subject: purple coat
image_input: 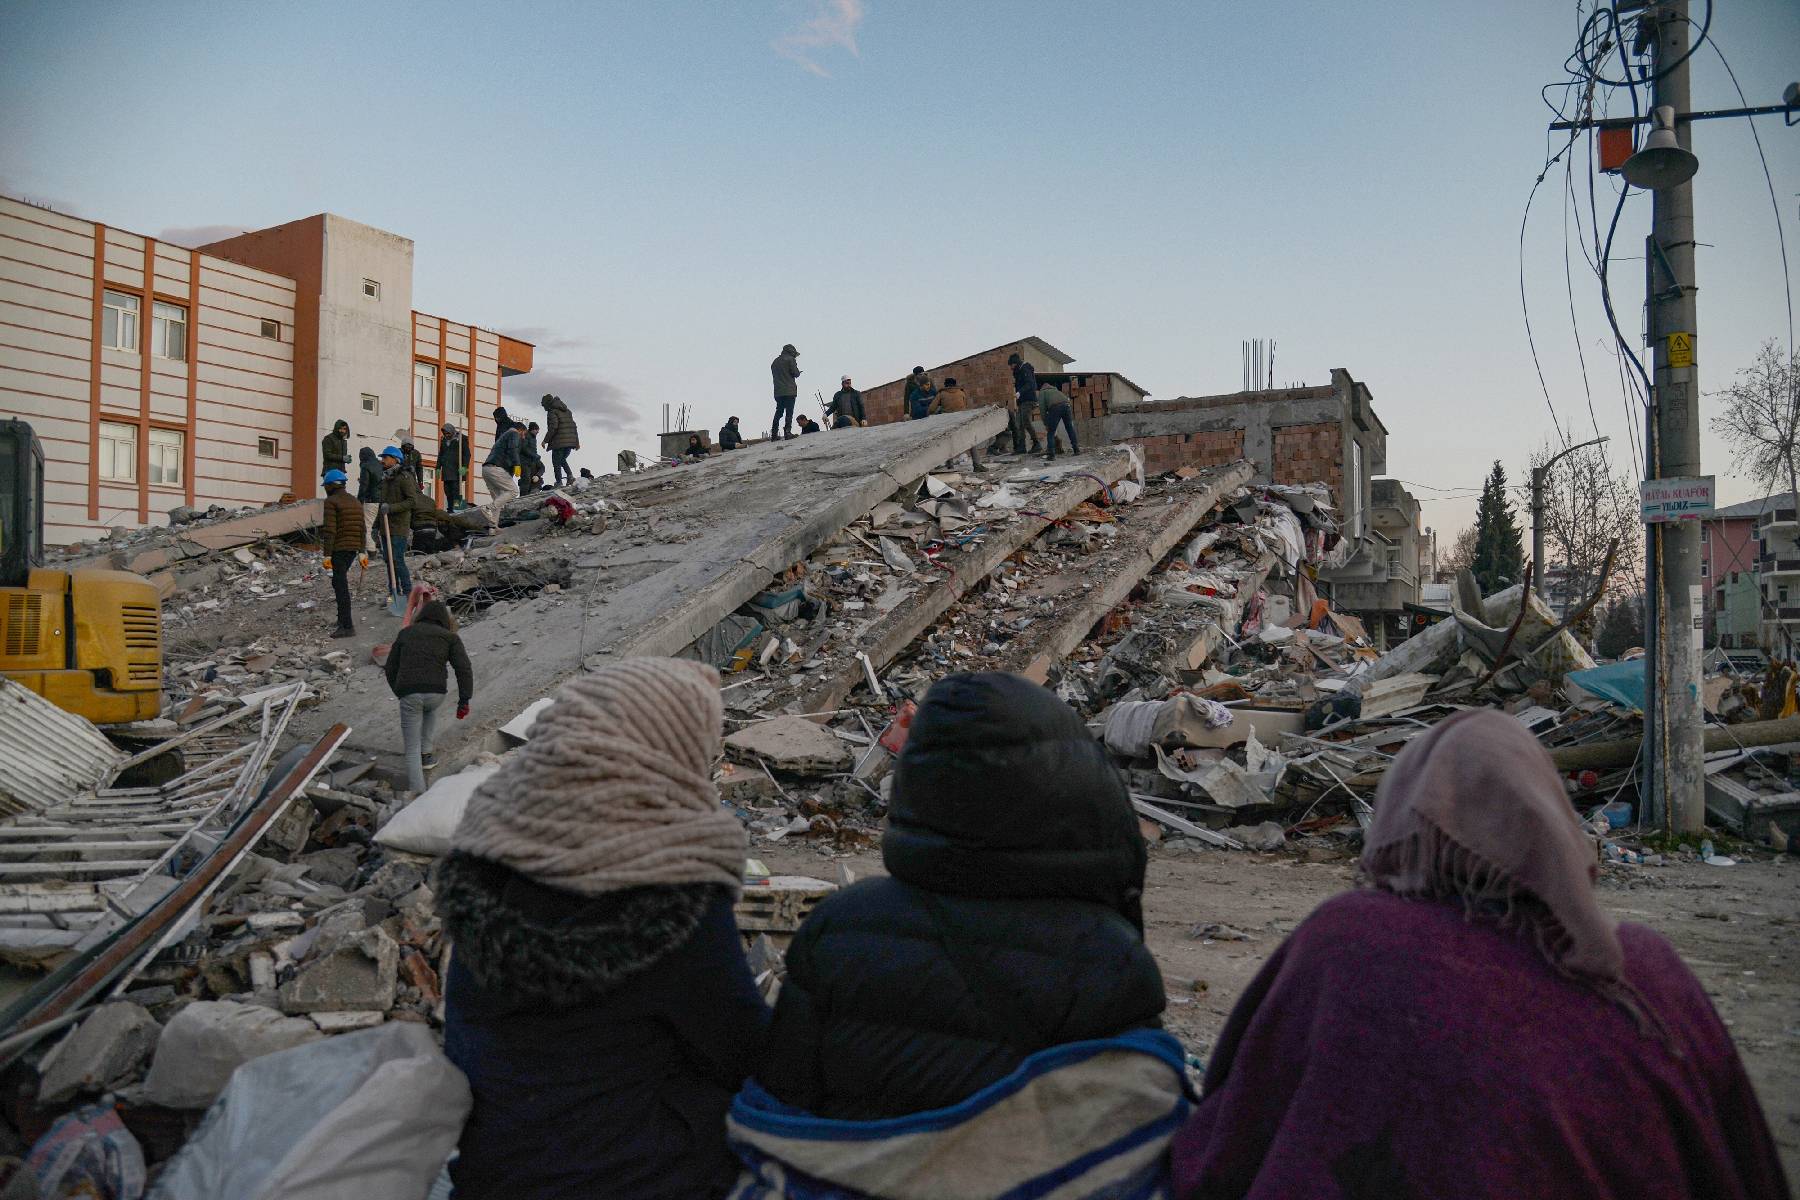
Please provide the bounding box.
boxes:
[1171,889,1788,1200]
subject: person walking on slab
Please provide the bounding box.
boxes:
[383,599,472,794]
[482,421,523,513]
[771,343,801,441]
[440,659,769,1200]
[320,468,364,638]
[541,393,580,487]
[1039,380,1079,461]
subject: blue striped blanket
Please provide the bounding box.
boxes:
[727,1030,1195,1200]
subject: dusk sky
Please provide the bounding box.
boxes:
[2,0,1795,541]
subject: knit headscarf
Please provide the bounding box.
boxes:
[452,658,746,897]
[1362,708,1623,988]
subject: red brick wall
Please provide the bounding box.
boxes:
[863,348,1018,425]
[1123,429,1246,476]
[1272,422,1343,500]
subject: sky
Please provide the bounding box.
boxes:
[2,0,1796,546]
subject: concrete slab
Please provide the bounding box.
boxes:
[294,408,1007,773]
[726,715,854,774]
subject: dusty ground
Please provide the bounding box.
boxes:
[760,840,1800,1182]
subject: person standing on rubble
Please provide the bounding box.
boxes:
[356,445,384,545]
[540,393,580,488]
[719,416,744,451]
[771,343,801,441]
[904,366,938,420]
[439,658,769,1200]
[439,423,470,512]
[377,445,421,603]
[1038,380,1079,461]
[319,468,364,638]
[731,672,1180,1196]
[382,598,471,794]
[936,377,985,472]
[1169,709,1789,1200]
[521,421,545,496]
[1007,352,1043,455]
[827,376,864,428]
[482,420,522,512]
[320,418,351,480]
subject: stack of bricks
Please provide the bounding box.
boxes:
[1039,373,1114,452]
[861,348,1020,426]
[1123,429,1245,477]
[1271,422,1343,503]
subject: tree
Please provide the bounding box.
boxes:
[1595,593,1646,659]
[1471,460,1524,596]
[1441,526,1480,577]
[1524,440,1642,612]
[1711,340,1800,498]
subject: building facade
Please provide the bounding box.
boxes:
[1756,497,1800,653]
[0,195,532,545]
[1703,495,1780,652]
[1324,478,1423,647]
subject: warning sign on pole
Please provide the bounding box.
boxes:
[1667,331,1694,368]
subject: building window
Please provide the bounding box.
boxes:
[257,437,279,458]
[148,428,183,485]
[446,368,467,415]
[101,290,139,351]
[414,362,437,410]
[360,393,379,414]
[361,278,380,300]
[152,301,187,361]
[1701,560,1709,578]
[260,318,281,340]
[98,421,136,482]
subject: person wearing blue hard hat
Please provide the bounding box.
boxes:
[320,467,365,637]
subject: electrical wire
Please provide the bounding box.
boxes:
[1521,143,1578,449]
[1562,143,1604,442]
[1707,36,1796,370]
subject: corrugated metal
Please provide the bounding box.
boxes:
[0,678,125,817]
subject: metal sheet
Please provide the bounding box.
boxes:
[0,679,125,818]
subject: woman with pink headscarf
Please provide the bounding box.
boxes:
[1171,709,1787,1200]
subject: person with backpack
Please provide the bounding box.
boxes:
[382,599,472,794]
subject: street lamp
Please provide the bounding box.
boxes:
[1531,436,1610,602]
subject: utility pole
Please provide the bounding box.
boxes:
[1646,0,1704,833]
[1530,435,1608,605]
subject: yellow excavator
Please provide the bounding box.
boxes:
[0,418,162,723]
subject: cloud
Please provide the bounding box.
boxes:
[502,325,597,354]
[504,368,639,435]
[773,0,864,77]
[158,224,250,248]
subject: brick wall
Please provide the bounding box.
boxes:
[863,348,1018,425]
[1272,422,1343,500]
[1122,429,1246,476]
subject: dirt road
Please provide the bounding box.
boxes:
[760,841,1800,1181]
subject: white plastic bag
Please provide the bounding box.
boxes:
[149,1022,470,1200]
[374,762,500,856]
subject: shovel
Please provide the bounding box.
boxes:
[378,509,407,617]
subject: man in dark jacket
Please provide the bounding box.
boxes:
[540,394,580,488]
[1039,380,1080,462]
[319,468,364,638]
[383,599,472,793]
[378,445,423,602]
[771,343,801,441]
[718,416,744,451]
[521,423,545,496]
[320,419,351,480]
[751,672,1165,1121]
[493,404,512,440]
[356,445,384,546]
[1007,352,1042,455]
[482,422,522,511]
[827,377,865,428]
[904,366,938,420]
[439,424,470,511]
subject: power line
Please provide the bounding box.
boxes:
[1706,36,1795,370]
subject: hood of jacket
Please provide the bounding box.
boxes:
[436,853,719,1008]
[357,446,378,464]
[884,672,1146,929]
[331,420,349,435]
[542,395,571,417]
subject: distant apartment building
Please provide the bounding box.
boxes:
[0,194,532,545]
[1755,495,1800,653]
[1703,494,1779,653]
[1325,478,1424,647]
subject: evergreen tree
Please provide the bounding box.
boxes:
[1595,594,1646,659]
[1471,460,1524,596]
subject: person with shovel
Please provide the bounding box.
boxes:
[377,445,422,610]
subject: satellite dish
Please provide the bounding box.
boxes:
[1622,105,1698,191]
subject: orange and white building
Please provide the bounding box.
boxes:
[0,194,533,545]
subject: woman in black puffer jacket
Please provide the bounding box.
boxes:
[752,671,1166,1121]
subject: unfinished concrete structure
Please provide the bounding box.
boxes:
[1323,478,1424,647]
[1105,368,1386,538]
